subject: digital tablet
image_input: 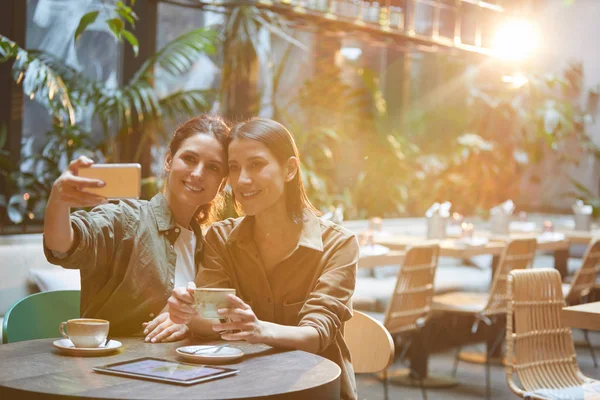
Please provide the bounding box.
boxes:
[78,163,141,199]
[92,357,238,385]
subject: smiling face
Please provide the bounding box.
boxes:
[228,138,296,217]
[164,133,227,220]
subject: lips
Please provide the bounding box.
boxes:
[183,182,204,193]
[240,190,261,199]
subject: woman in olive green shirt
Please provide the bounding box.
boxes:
[157,118,359,400]
[43,115,229,339]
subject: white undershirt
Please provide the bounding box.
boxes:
[174,224,196,288]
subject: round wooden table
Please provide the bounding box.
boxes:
[0,338,341,399]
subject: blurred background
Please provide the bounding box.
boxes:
[1,0,599,233]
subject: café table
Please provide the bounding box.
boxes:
[562,301,600,331]
[373,233,571,278]
[0,337,341,399]
[557,229,600,245]
[359,249,405,269]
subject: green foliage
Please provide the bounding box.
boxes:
[404,61,600,216]
[74,1,139,55]
[1,36,77,126]
[275,55,421,218]
[74,11,100,43]
[8,125,99,224]
[275,59,371,214]
[220,5,305,119]
[0,27,217,224]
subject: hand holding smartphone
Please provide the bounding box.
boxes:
[78,163,141,199]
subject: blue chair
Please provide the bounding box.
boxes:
[2,290,80,344]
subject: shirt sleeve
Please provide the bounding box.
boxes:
[43,202,125,272]
[297,233,359,353]
[194,227,233,288]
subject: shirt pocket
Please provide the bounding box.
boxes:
[282,300,305,326]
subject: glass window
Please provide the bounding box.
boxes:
[460,2,478,46]
[23,0,123,155]
[414,1,434,37]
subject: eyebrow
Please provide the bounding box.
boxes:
[229,155,267,164]
[181,150,225,166]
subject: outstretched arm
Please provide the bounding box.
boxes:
[44,156,106,253]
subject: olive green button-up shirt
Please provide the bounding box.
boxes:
[196,212,359,400]
[44,193,203,336]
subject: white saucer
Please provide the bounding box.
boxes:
[359,244,390,257]
[456,237,489,248]
[176,345,244,364]
[53,339,122,356]
[538,232,566,242]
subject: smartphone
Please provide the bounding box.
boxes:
[78,163,141,199]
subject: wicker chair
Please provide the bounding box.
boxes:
[432,238,537,399]
[506,268,600,399]
[562,239,600,367]
[367,243,440,400]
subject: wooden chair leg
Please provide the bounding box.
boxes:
[419,377,428,400]
[382,369,389,400]
[485,356,491,400]
[583,329,598,368]
[485,329,504,400]
[452,346,462,377]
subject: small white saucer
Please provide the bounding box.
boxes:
[176,345,244,364]
[456,237,489,248]
[53,339,122,356]
[538,232,566,242]
[359,244,390,257]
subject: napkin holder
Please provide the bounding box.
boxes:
[490,213,510,235]
[574,213,591,231]
[427,215,447,240]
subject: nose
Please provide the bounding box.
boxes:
[191,163,205,179]
[237,167,252,186]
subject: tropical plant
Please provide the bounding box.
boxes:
[75,0,140,55]
[409,61,600,216]
[275,60,371,212]
[0,27,217,223]
[218,4,305,120]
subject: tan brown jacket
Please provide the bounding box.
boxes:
[195,212,358,400]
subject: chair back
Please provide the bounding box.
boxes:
[2,290,80,344]
[383,244,439,335]
[565,238,600,305]
[345,310,394,373]
[505,269,587,397]
[484,238,536,317]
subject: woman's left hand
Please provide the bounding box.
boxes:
[143,312,190,343]
[213,295,272,344]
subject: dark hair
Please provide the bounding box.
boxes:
[166,115,230,226]
[229,118,319,223]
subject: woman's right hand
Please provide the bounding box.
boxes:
[49,156,107,208]
[168,281,197,324]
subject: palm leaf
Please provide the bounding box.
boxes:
[130,28,216,84]
[159,89,214,121]
[1,35,76,125]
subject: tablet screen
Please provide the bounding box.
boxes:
[96,357,235,384]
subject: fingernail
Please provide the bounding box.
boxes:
[212,325,220,331]
[217,309,225,315]
[151,338,156,343]
[144,329,148,335]
[145,337,150,342]
[98,181,105,187]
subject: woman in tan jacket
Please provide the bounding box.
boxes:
[147,118,359,400]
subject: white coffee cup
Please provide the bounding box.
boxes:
[193,288,236,319]
[59,318,109,348]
